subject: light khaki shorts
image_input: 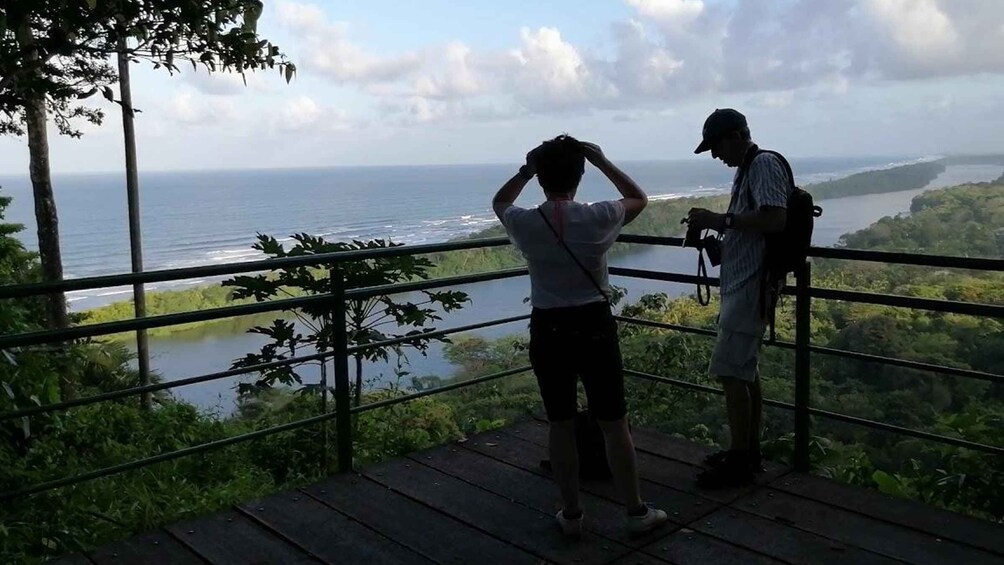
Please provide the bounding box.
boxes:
[709,277,767,382]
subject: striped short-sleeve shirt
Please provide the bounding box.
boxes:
[720,152,791,296]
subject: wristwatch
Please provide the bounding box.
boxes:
[723,213,735,229]
[518,164,534,180]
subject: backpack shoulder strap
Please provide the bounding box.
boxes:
[537,207,610,303]
[740,148,798,211]
[756,150,795,189]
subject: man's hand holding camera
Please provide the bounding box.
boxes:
[685,208,725,232]
[682,207,723,267]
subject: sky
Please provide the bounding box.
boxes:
[2,0,1004,173]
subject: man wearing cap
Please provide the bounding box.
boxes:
[686,109,791,488]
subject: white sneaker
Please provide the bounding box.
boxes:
[556,509,583,538]
[627,504,669,538]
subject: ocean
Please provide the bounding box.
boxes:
[0,155,926,310]
[2,158,1001,414]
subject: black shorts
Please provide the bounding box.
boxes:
[529,301,626,422]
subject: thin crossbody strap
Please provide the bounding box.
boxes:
[537,207,610,303]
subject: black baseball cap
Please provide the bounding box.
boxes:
[694,108,747,154]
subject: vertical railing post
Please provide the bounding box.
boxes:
[330,267,353,472]
[793,260,812,472]
[318,330,329,475]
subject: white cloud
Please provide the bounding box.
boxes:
[755,90,795,109]
[167,91,238,126]
[274,96,355,132]
[276,1,326,33]
[280,96,321,129]
[626,0,704,28]
[866,0,957,57]
[509,27,615,110]
[412,42,484,99]
[272,0,1004,126]
[278,1,420,84]
[608,19,691,98]
[856,0,1004,78]
[183,69,271,96]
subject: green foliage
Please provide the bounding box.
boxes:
[439,335,539,433]
[223,234,469,399]
[353,389,463,465]
[1,0,294,134]
[5,169,1004,563]
[838,182,1004,257]
[808,161,945,200]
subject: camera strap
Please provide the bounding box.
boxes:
[696,231,713,306]
[692,144,760,306]
[537,207,610,304]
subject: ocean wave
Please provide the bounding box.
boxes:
[96,289,133,298]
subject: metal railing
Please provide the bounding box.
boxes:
[0,234,1001,502]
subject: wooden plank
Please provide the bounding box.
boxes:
[608,552,676,565]
[693,508,903,565]
[167,509,317,565]
[634,451,762,504]
[502,418,550,446]
[735,488,1004,565]
[511,419,719,471]
[239,490,435,565]
[464,428,720,524]
[498,421,766,504]
[641,530,785,565]
[409,442,677,546]
[87,530,205,565]
[44,554,94,565]
[772,473,1004,556]
[630,428,788,480]
[365,452,633,565]
[629,428,721,467]
[303,473,541,565]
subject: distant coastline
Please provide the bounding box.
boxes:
[80,155,1004,338]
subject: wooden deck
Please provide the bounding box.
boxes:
[51,418,1004,565]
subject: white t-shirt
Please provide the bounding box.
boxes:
[502,200,625,309]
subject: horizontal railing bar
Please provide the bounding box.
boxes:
[809,407,1003,456]
[617,234,686,247]
[617,317,1002,384]
[0,367,524,502]
[627,368,1000,455]
[1,314,532,421]
[347,315,530,355]
[352,366,531,414]
[0,294,332,349]
[809,247,1004,272]
[0,350,333,422]
[0,268,529,350]
[609,266,720,287]
[0,235,998,305]
[0,237,515,300]
[624,369,794,410]
[811,287,1004,318]
[809,345,1004,385]
[615,316,717,337]
[345,268,527,300]
[0,406,343,502]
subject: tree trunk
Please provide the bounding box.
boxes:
[117,43,152,410]
[25,96,73,399]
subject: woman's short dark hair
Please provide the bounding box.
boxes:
[536,135,585,194]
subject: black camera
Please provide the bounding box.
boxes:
[682,220,722,267]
